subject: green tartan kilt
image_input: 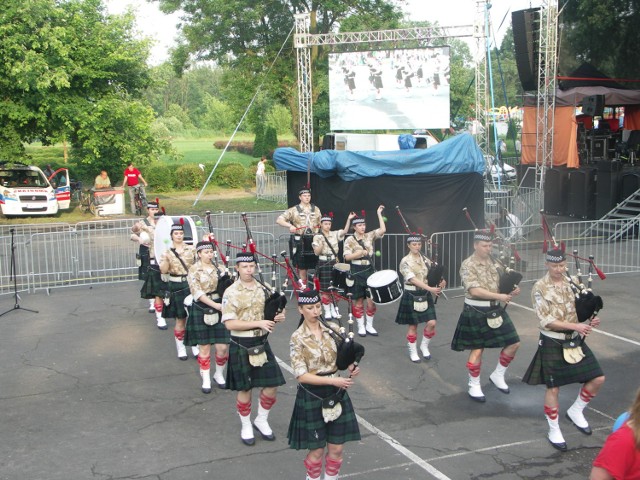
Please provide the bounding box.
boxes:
[226,335,286,391]
[348,264,373,300]
[522,333,603,388]
[394,290,436,325]
[291,235,318,270]
[287,383,361,450]
[138,246,150,281]
[140,264,167,299]
[162,280,189,319]
[184,300,229,346]
[450,304,520,351]
[316,259,336,290]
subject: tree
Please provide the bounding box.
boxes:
[0,0,167,164]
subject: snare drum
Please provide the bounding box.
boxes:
[332,263,351,290]
[367,270,403,305]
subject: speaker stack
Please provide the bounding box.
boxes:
[568,168,596,219]
[595,161,623,218]
[512,8,540,91]
[544,167,569,215]
[621,171,640,200]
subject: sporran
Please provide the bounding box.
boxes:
[412,295,429,312]
[562,339,585,364]
[248,343,268,367]
[321,394,343,423]
[486,307,504,329]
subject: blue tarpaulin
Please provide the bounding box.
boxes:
[273,133,484,182]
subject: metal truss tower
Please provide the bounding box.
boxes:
[535,1,559,189]
[474,1,489,156]
[293,10,484,153]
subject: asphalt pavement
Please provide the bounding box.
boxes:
[1,273,638,480]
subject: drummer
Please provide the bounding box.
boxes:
[343,205,386,337]
[276,187,322,285]
[312,211,355,320]
[395,233,446,363]
[159,220,197,361]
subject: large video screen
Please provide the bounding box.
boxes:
[328,46,450,131]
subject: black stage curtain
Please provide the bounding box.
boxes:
[287,172,485,235]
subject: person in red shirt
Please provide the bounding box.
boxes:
[122,163,148,214]
[590,387,640,480]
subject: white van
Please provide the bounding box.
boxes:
[0,162,71,217]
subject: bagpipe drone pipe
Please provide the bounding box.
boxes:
[204,211,234,297]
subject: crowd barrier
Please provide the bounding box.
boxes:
[1,215,638,296]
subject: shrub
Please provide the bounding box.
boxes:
[264,126,278,156]
[175,164,205,190]
[144,164,176,192]
[214,163,247,188]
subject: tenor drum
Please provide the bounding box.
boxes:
[332,262,351,290]
[154,215,199,261]
[366,270,403,305]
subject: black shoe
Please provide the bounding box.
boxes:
[565,412,592,435]
[548,437,568,452]
[241,436,255,446]
[468,393,486,403]
[178,356,188,361]
[253,423,276,441]
[201,387,211,394]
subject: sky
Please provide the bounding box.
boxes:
[104,0,543,65]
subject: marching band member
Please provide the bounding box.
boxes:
[395,234,445,363]
[522,248,605,452]
[288,289,361,480]
[222,252,286,446]
[185,241,229,393]
[159,221,197,360]
[451,229,521,402]
[276,187,322,284]
[134,202,167,329]
[312,211,355,319]
[343,205,386,337]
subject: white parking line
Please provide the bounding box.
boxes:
[277,357,453,480]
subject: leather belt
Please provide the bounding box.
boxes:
[150,258,157,265]
[404,284,418,291]
[351,260,370,265]
[168,275,187,283]
[231,328,266,338]
[464,298,498,307]
[318,255,335,261]
[541,330,579,341]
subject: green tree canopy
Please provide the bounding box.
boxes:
[0,0,167,169]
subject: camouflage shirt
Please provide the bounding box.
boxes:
[399,252,431,284]
[312,229,345,256]
[187,262,222,301]
[279,203,322,233]
[460,253,500,299]
[343,229,384,258]
[138,219,156,258]
[221,280,265,324]
[532,272,579,330]
[160,245,196,276]
[289,321,339,378]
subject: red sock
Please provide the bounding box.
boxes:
[352,304,364,318]
[174,329,185,341]
[423,327,436,338]
[325,455,343,477]
[366,304,377,316]
[580,386,595,403]
[466,361,481,377]
[321,293,332,305]
[304,457,322,479]
[197,355,210,370]
[544,405,559,420]
[406,333,417,343]
[259,391,276,410]
[154,303,163,313]
[499,351,515,367]
[215,353,228,366]
[236,399,251,417]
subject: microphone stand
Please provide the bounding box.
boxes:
[0,229,39,317]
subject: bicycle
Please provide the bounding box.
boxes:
[78,189,97,216]
[132,185,147,216]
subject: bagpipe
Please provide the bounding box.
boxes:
[463,207,523,295]
[540,211,604,322]
[395,206,446,301]
[311,277,365,371]
[204,210,234,298]
[241,212,288,320]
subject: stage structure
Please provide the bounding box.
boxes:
[293,3,488,153]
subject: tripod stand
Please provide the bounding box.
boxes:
[0,228,38,317]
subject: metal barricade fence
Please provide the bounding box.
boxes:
[257,171,287,204]
[0,233,31,295]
